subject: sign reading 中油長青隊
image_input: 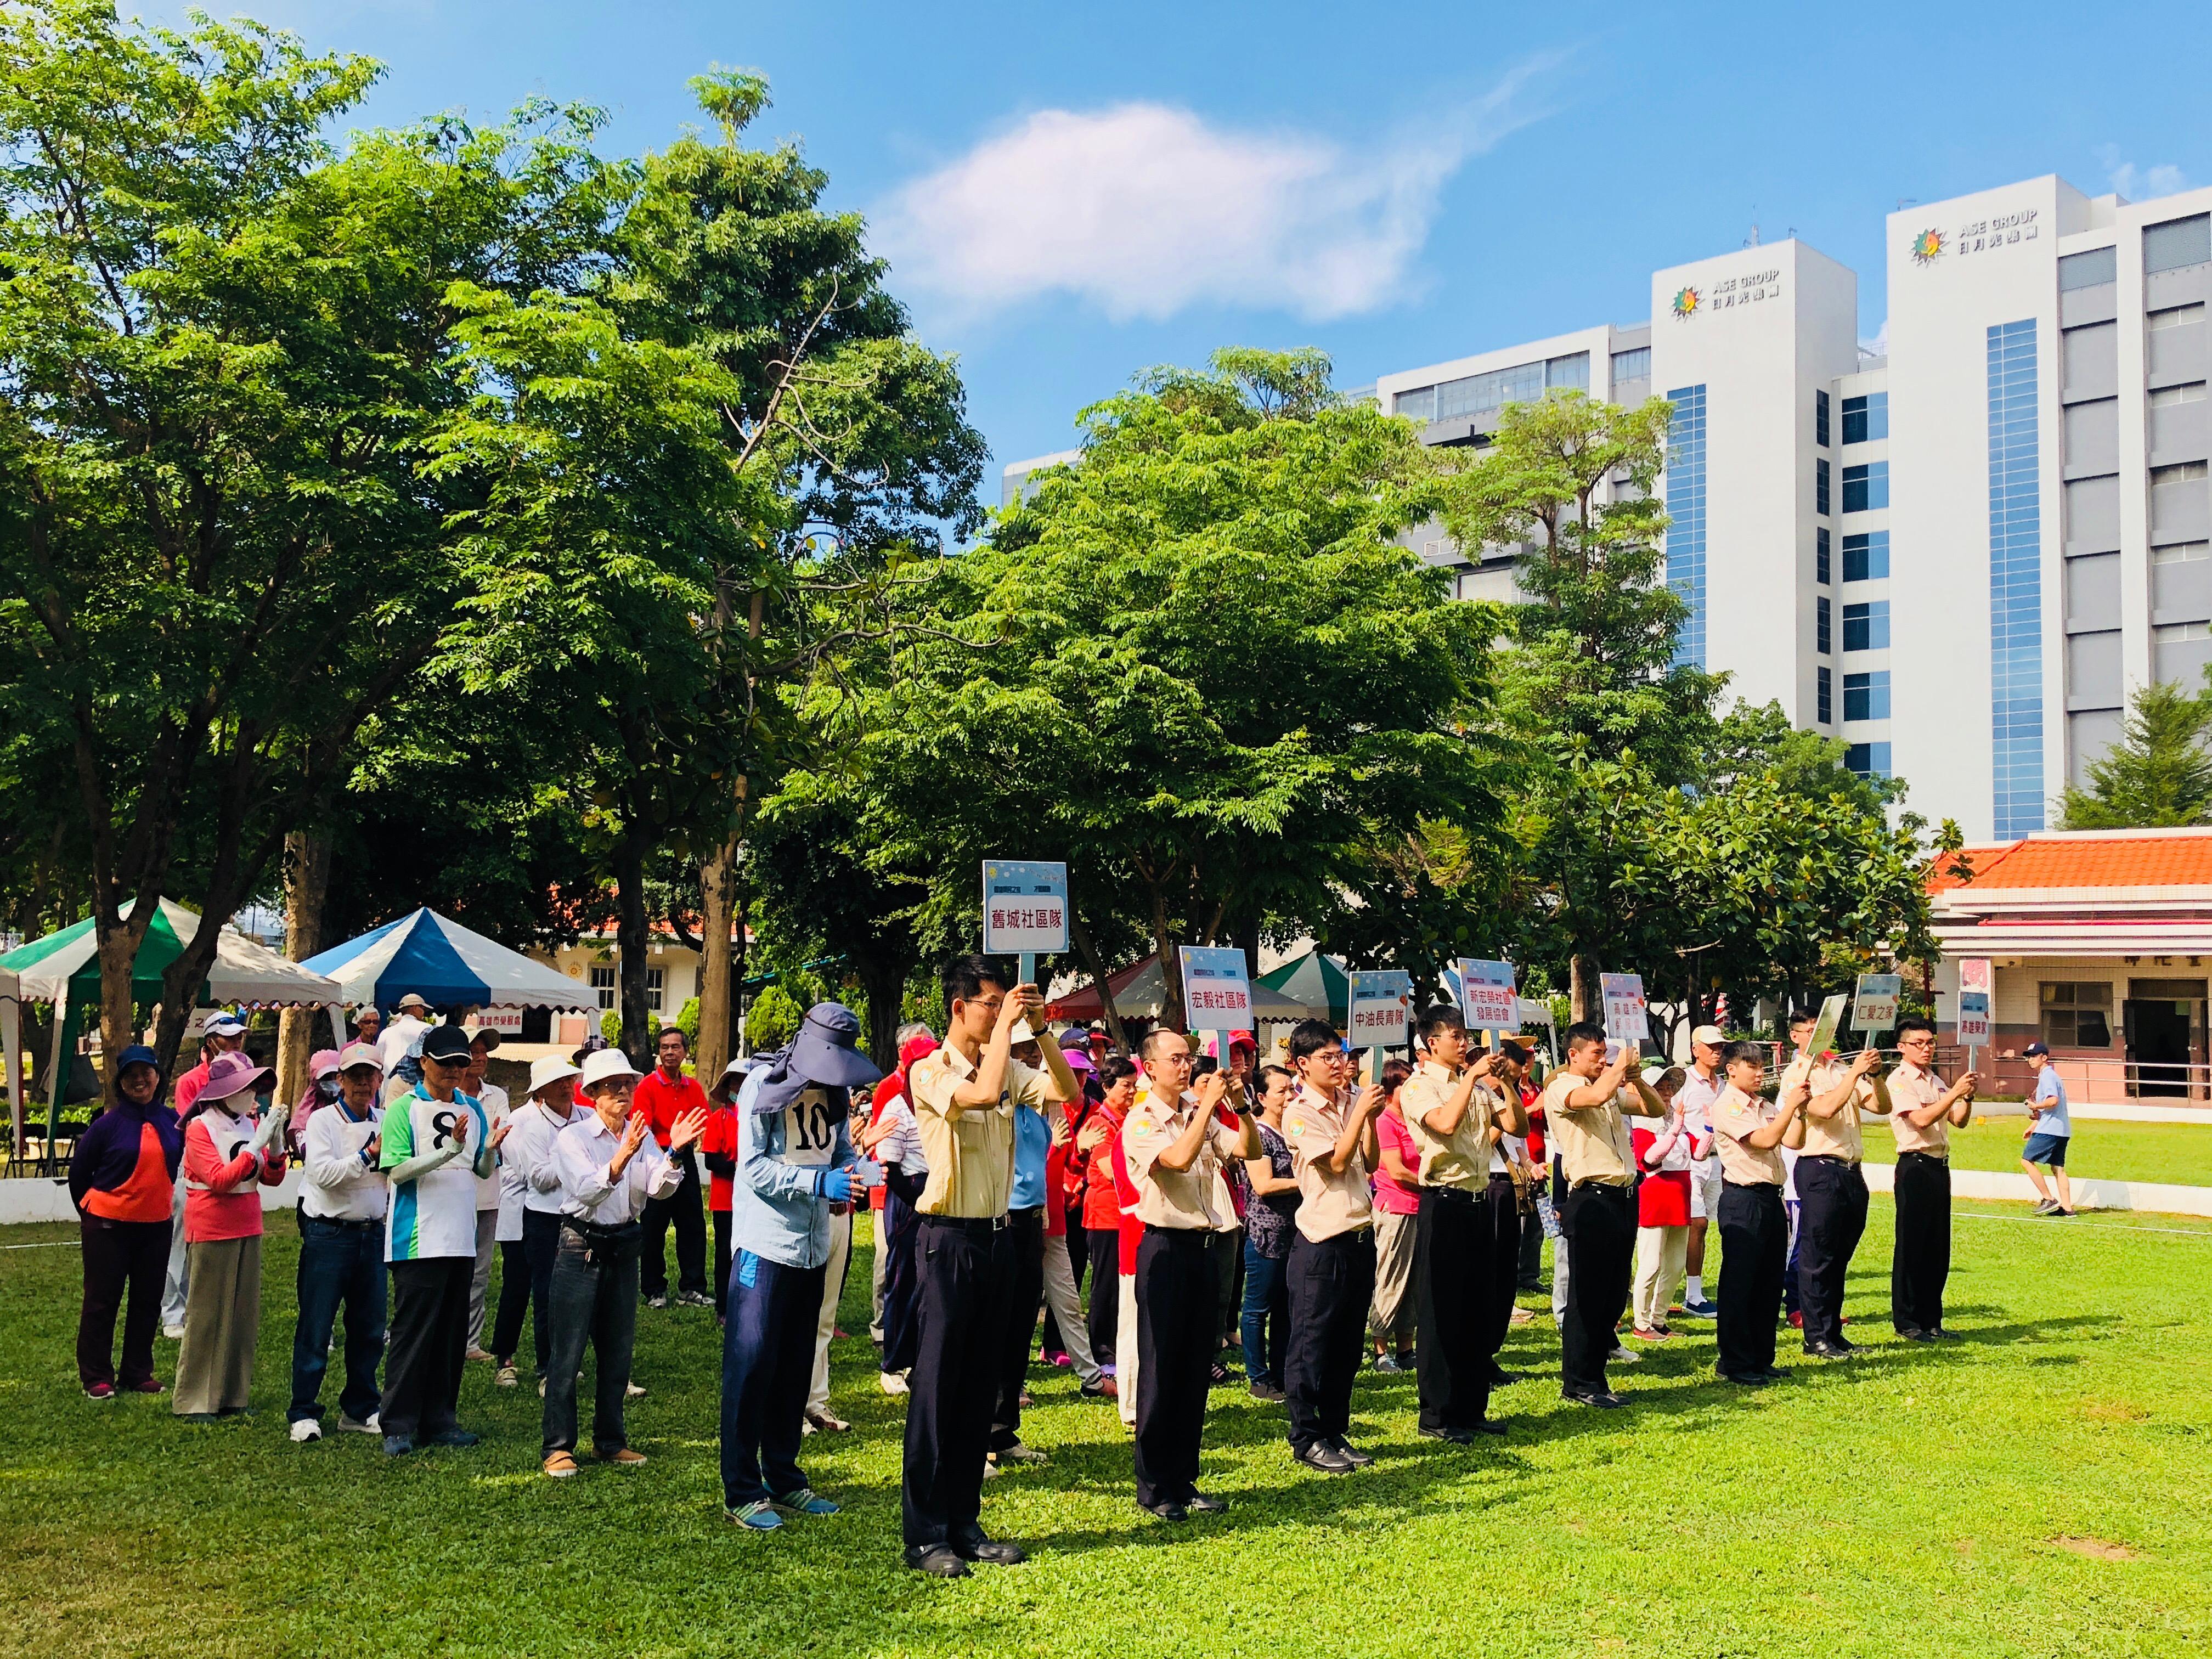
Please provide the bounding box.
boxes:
[1600,973,1647,1045]
[1348,970,1414,1049]
[981,860,1068,956]
[1456,959,1519,1032]
[1852,973,1903,1031]
[1178,946,1251,1032]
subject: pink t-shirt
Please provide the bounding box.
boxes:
[1371,1105,1422,1216]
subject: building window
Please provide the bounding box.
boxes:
[1842,461,1890,512]
[1842,391,1889,443]
[1545,352,1589,391]
[590,966,615,1011]
[2145,213,2211,276]
[1431,359,1548,421]
[1844,669,1891,721]
[1843,531,1890,582]
[1844,741,1892,779]
[645,967,665,1012]
[1394,386,1436,422]
[2058,246,2117,291]
[2039,981,2113,1048]
[2151,460,2210,487]
[1988,318,2045,837]
[1666,385,1709,668]
[1843,600,1890,651]
[1817,664,1832,724]
[2149,382,2209,408]
[2149,302,2205,331]
[1815,457,1830,516]
[1816,526,1831,585]
[1816,389,1831,447]
[1610,346,1650,382]
[1816,595,1832,654]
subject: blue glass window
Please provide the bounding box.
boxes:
[1843,601,1890,651]
[1844,670,1891,721]
[1843,531,1889,582]
[1666,385,1708,668]
[1818,665,1832,724]
[1842,392,1889,444]
[1816,595,1831,654]
[1610,346,1650,382]
[1816,390,1831,448]
[1988,319,2045,836]
[1817,527,1831,584]
[1846,742,1893,779]
[1816,458,1830,516]
[1843,461,1890,512]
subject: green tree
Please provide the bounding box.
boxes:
[1703,698,1901,811]
[861,348,1500,1027]
[2056,677,2212,829]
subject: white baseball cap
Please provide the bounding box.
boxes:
[578,1048,640,1092]
[528,1054,583,1097]
[337,1041,383,1074]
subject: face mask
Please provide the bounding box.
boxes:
[317,1077,342,1099]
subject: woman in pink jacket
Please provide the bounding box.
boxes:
[174,1050,289,1419]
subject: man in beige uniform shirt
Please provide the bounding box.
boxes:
[1540,1023,1666,1408]
[1778,1012,1888,1359]
[899,955,1079,1578]
[1887,1015,1978,1340]
[1401,1005,1527,1443]
[1278,1020,1383,1474]
[1121,1028,1260,1519]
[1708,1041,1808,1385]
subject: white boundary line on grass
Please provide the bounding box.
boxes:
[1956,1211,2212,1239]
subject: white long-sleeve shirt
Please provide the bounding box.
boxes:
[554,1110,683,1226]
[501,1097,575,1223]
[473,1083,511,1215]
[301,1101,387,1222]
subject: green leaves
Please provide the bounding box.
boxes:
[2057,675,2212,830]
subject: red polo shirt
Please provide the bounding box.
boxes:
[631,1067,709,1148]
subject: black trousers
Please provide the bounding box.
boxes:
[901,1217,1012,1548]
[1716,1182,1787,1378]
[1558,1183,1635,1396]
[991,1207,1046,1451]
[1087,1227,1121,1367]
[520,1209,561,1379]
[489,1237,532,1363]
[639,1146,707,1298]
[77,1215,171,1390]
[1415,1187,1491,1433]
[541,1224,641,1457]
[1483,1174,1522,1360]
[1285,1227,1376,1454]
[719,1250,823,1507]
[1135,1227,1226,1505]
[713,1208,732,1319]
[879,1176,924,1374]
[1518,1205,1544,1289]
[1892,1152,1952,1334]
[383,1256,472,1440]
[1794,1156,1867,1348]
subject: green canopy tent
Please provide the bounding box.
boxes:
[0,899,341,1168]
[1254,950,1350,1025]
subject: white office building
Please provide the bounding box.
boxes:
[1000,174,2212,842]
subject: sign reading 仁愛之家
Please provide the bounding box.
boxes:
[1852,973,1903,1031]
[1456,958,1519,1032]
[1178,946,1252,1033]
[980,860,1068,956]
[1348,970,1414,1049]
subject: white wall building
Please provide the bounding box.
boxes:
[1000,174,2212,843]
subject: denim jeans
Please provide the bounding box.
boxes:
[1239,1242,1289,1386]
[541,1224,641,1458]
[289,1217,387,1424]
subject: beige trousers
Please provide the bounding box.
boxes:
[172,1235,262,1415]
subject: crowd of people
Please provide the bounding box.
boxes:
[66,956,1994,1574]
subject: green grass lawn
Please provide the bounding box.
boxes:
[4,1204,2210,1659]
[1863,1117,2212,1187]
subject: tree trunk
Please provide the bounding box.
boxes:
[1067,905,1130,1054]
[1570,952,1597,1025]
[93,914,147,1079]
[856,952,910,1073]
[275,828,332,1109]
[1151,883,1185,1034]
[694,829,740,1084]
[727,891,750,1058]
[614,824,654,1056]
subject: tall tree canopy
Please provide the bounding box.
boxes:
[2056,676,2212,830]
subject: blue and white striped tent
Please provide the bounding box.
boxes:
[302,908,590,1012]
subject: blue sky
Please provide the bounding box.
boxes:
[151,2,2210,494]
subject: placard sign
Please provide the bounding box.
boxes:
[1805,993,1847,1062]
[1955,957,1992,1046]
[981,860,1068,956]
[1456,958,1519,1032]
[1600,973,1647,1046]
[1348,970,1414,1049]
[1852,973,1903,1031]
[1179,946,1252,1032]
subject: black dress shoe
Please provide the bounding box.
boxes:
[1466,1419,1508,1437]
[1418,1425,1474,1444]
[1927,1327,1962,1340]
[1248,1381,1286,1402]
[1186,1491,1229,1513]
[1718,1370,1769,1386]
[905,1544,969,1577]
[1829,1335,1860,1354]
[1332,1438,1375,1468]
[1140,1500,1188,1521]
[1562,1387,1627,1409]
[1803,1341,1853,1359]
[1485,1364,1522,1386]
[1296,1442,1356,1473]
[1895,1325,1927,1340]
[951,1530,1026,1566]
[1759,1367,1792,1381]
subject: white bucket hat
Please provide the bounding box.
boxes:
[578,1048,640,1093]
[528,1054,583,1098]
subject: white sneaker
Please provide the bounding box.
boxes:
[337,1412,380,1434]
[1609,1346,1641,1364]
[289,1418,323,1443]
[626,1381,646,1398]
[879,1371,910,1396]
[495,1365,518,1388]
[162,1324,185,1341]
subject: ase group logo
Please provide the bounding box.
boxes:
[1671,285,1701,320]
[1910,228,1944,265]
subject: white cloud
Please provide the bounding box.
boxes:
[876,67,1551,326]
[2097,144,2191,202]
[1861,317,1889,360]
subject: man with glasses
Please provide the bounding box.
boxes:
[1674,1025,1726,1319]
[1121,1027,1260,1517]
[1886,1017,1977,1340]
[379,1025,494,1457]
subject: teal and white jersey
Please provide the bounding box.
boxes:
[381,1085,489,1261]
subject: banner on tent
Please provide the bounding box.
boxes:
[474,1006,527,1035]
[1347,970,1413,1048]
